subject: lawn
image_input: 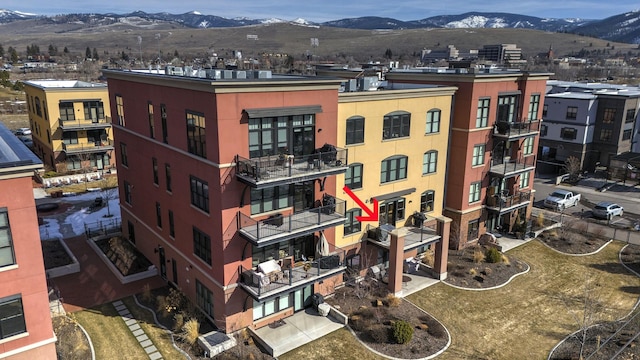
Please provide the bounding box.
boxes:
[281,240,640,359]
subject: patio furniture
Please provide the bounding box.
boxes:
[403,257,420,274]
[258,259,282,282]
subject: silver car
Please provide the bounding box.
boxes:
[593,201,623,219]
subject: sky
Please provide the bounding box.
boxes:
[3,1,640,23]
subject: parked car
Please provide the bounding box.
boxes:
[592,201,624,219]
[15,127,31,136]
[544,190,581,211]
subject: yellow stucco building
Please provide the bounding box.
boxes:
[23,80,115,173]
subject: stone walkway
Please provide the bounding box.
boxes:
[112,300,163,360]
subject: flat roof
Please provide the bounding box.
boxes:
[546,92,598,100]
[23,80,107,89]
[0,123,41,171]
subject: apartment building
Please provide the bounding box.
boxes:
[103,68,348,332]
[336,80,456,289]
[385,67,551,248]
[0,123,57,359]
[538,81,640,173]
[23,80,115,173]
[478,44,526,66]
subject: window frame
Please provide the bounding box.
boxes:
[380,155,408,183]
[528,94,540,120]
[168,210,175,238]
[566,106,578,120]
[623,129,633,140]
[345,116,365,145]
[560,127,577,140]
[115,95,125,126]
[382,111,411,140]
[425,109,441,134]
[152,157,158,185]
[165,163,172,192]
[520,171,531,188]
[59,102,75,121]
[626,109,636,123]
[422,151,438,175]
[523,137,534,155]
[186,111,206,158]
[193,227,212,265]
[603,108,616,124]
[472,144,485,166]
[345,163,363,189]
[195,279,213,317]
[420,190,435,213]
[148,101,155,139]
[469,182,481,204]
[124,181,132,205]
[190,176,209,213]
[250,185,291,215]
[0,209,16,268]
[120,142,128,167]
[600,129,613,142]
[468,219,480,240]
[344,209,362,236]
[476,98,490,128]
[0,295,26,339]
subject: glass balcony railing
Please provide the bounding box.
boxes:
[238,195,346,246]
[486,190,532,212]
[235,145,348,188]
[489,156,536,178]
[493,119,540,139]
[57,116,112,131]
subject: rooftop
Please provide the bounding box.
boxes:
[547,80,640,97]
[0,122,41,171]
[23,80,107,89]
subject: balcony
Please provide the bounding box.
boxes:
[238,195,347,247]
[56,139,115,154]
[58,117,112,131]
[493,120,540,140]
[238,245,346,300]
[365,221,441,252]
[236,146,348,189]
[486,190,532,213]
[489,156,536,178]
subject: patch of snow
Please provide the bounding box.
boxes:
[261,18,285,24]
[191,11,201,15]
[40,218,62,241]
[199,20,210,28]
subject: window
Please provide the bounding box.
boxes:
[152,158,158,185]
[250,185,290,215]
[476,98,490,128]
[120,143,128,167]
[195,279,213,317]
[468,219,480,240]
[62,131,78,145]
[59,102,75,121]
[561,127,577,140]
[35,97,42,117]
[497,95,517,123]
[127,221,136,243]
[186,111,206,158]
[156,202,162,228]
[0,295,26,339]
[190,176,209,213]
[523,137,534,155]
[528,94,540,120]
[542,104,548,118]
[168,210,175,237]
[566,106,578,120]
[380,155,408,183]
[623,129,633,140]
[83,101,104,121]
[124,181,132,205]
[540,124,548,137]
[383,111,410,139]
[87,129,106,144]
[148,102,155,138]
[0,209,16,267]
[116,95,125,126]
[249,115,315,158]
[346,116,364,145]
[469,182,481,203]
[626,109,636,123]
[472,145,485,166]
[603,108,616,124]
[253,296,291,321]
[161,104,168,143]
[193,227,211,265]
[344,209,362,236]
[425,109,441,134]
[420,190,435,213]
[345,163,363,189]
[165,163,172,192]
[520,171,531,188]
[422,151,437,175]
[66,156,81,170]
[600,129,612,142]
[379,198,405,225]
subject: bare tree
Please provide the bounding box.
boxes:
[98,176,119,218]
[564,156,582,182]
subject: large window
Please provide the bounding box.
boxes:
[476,98,490,128]
[623,129,633,140]
[422,151,438,175]
[523,137,534,155]
[0,295,26,339]
[0,209,15,268]
[115,95,125,126]
[66,156,81,170]
[83,101,104,121]
[35,97,42,117]
[190,176,209,213]
[472,145,485,166]
[193,227,211,265]
[250,185,290,215]
[344,209,362,236]
[425,109,441,134]
[345,163,363,189]
[195,279,213,317]
[383,111,411,139]
[346,116,365,145]
[420,190,435,213]
[603,108,616,124]
[520,171,531,188]
[381,155,408,183]
[540,124,548,137]
[152,158,158,185]
[253,295,290,321]
[186,111,206,158]
[600,129,613,142]
[566,106,578,120]
[561,127,577,140]
[148,102,155,138]
[626,109,636,123]
[497,95,517,123]
[59,102,75,121]
[469,182,481,204]
[62,131,78,145]
[249,115,315,158]
[120,143,128,167]
[468,219,480,240]
[528,94,540,120]
[379,198,406,225]
[165,163,172,192]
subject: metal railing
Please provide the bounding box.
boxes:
[57,116,112,130]
[57,139,114,153]
[84,217,121,238]
[493,119,540,137]
[490,155,536,176]
[486,190,532,209]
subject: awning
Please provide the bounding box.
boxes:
[373,188,416,202]
[244,105,322,118]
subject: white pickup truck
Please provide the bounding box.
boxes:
[544,189,581,211]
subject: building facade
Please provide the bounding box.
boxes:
[23,80,115,174]
[104,68,348,332]
[0,123,57,359]
[385,67,550,249]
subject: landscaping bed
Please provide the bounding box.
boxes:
[444,245,528,289]
[53,316,92,360]
[42,239,73,269]
[538,224,610,254]
[94,236,152,276]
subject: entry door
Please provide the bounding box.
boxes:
[293,182,314,212]
[96,156,104,170]
[292,126,315,157]
[171,258,178,285]
[159,247,166,280]
[293,285,313,311]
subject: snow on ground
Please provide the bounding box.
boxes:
[40,218,62,240]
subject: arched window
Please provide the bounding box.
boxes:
[422,151,438,175]
[420,190,435,213]
[381,155,407,183]
[34,97,42,117]
[425,109,441,134]
[383,111,410,139]
[346,116,365,145]
[345,163,363,189]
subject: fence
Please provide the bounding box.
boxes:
[84,217,122,238]
[539,210,640,246]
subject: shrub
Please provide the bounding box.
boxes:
[369,325,389,343]
[469,268,477,276]
[501,255,510,265]
[472,250,485,263]
[385,294,401,307]
[349,315,368,332]
[427,323,447,338]
[392,320,414,344]
[485,247,502,263]
[483,267,492,276]
[156,295,168,315]
[173,313,185,332]
[179,318,200,345]
[421,250,435,267]
[535,212,545,228]
[42,171,59,178]
[141,284,153,303]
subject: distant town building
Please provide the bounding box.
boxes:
[478,44,525,65]
[421,45,460,63]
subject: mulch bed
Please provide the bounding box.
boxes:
[444,245,528,289]
[537,227,610,255]
[53,316,92,360]
[42,239,73,269]
[95,237,152,276]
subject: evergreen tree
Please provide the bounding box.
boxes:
[48,44,58,56]
[384,48,393,59]
[7,46,18,63]
[92,48,99,60]
[0,44,4,58]
[86,47,91,59]
[63,47,69,54]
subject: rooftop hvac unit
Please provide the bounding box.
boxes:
[206,69,222,80]
[257,70,272,79]
[195,69,207,78]
[222,70,233,79]
[344,79,357,92]
[183,66,193,76]
[233,71,247,79]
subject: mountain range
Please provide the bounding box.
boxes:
[2,9,640,43]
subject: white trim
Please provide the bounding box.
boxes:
[0,264,19,273]
[0,335,56,359]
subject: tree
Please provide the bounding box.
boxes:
[7,47,18,63]
[63,47,69,54]
[85,47,92,59]
[100,178,119,218]
[0,44,4,58]
[384,48,393,59]
[48,44,58,56]
[563,156,582,182]
[92,48,99,61]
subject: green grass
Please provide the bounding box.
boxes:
[279,328,385,360]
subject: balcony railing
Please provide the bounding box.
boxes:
[493,119,540,139]
[238,244,346,299]
[58,116,112,131]
[235,146,348,188]
[489,156,536,177]
[486,190,532,212]
[56,139,114,154]
[365,220,441,251]
[238,195,346,246]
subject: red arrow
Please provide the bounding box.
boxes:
[343,186,379,222]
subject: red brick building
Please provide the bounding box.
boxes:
[0,123,56,359]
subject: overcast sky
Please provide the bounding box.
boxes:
[4,1,639,23]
